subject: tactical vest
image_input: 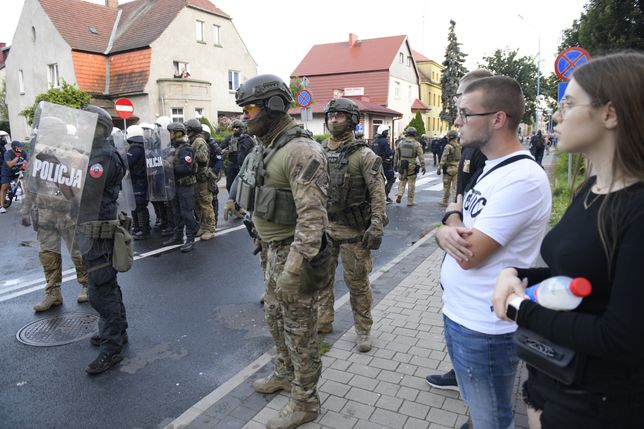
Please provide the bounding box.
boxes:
[236,127,312,226]
[173,142,197,186]
[324,140,371,229]
[446,142,461,164]
[399,138,417,158]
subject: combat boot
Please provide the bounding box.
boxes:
[132,230,150,240]
[33,287,63,312]
[266,400,318,429]
[396,195,402,204]
[160,227,174,237]
[253,372,292,394]
[162,236,183,246]
[407,198,417,207]
[195,228,205,237]
[77,285,89,303]
[180,239,195,253]
[357,334,372,352]
[200,231,215,241]
[85,352,123,375]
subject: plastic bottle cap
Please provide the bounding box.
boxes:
[570,277,592,297]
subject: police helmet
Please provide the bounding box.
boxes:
[139,122,155,130]
[167,122,187,134]
[126,125,145,143]
[82,105,114,138]
[405,127,417,137]
[201,123,211,134]
[155,116,172,129]
[446,130,459,141]
[184,118,203,134]
[235,74,293,113]
[324,98,360,126]
[377,124,390,136]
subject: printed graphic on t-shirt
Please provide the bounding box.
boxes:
[464,188,486,218]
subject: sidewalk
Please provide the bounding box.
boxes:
[168,153,555,429]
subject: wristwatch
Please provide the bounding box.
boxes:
[506,296,525,322]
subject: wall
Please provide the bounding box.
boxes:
[5,0,76,140]
[386,40,419,139]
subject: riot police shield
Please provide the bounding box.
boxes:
[22,102,94,254]
[144,127,175,201]
[159,127,176,200]
[112,129,136,214]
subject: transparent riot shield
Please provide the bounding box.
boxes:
[144,127,174,201]
[112,129,136,214]
[159,127,176,200]
[22,102,94,254]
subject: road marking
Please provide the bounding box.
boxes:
[0,225,247,302]
[165,227,438,429]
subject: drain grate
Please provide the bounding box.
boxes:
[16,312,99,347]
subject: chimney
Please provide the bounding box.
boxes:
[349,33,359,47]
[105,0,118,8]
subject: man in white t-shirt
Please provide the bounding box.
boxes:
[436,76,551,429]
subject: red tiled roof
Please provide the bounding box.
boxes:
[186,0,229,17]
[72,51,106,94]
[289,97,401,117]
[291,35,408,77]
[411,49,431,63]
[300,71,390,106]
[411,99,430,111]
[109,48,151,95]
[39,0,117,53]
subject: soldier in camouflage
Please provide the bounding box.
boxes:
[185,119,216,241]
[234,74,329,429]
[394,127,426,206]
[317,98,387,353]
[437,130,461,205]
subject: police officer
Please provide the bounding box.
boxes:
[235,74,329,429]
[317,98,387,353]
[371,124,395,203]
[185,118,216,241]
[77,105,128,375]
[437,130,461,206]
[153,116,175,236]
[126,125,150,239]
[394,127,426,206]
[201,123,223,226]
[221,119,254,192]
[162,122,199,252]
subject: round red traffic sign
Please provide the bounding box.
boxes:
[554,47,590,82]
[296,90,312,108]
[114,98,134,119]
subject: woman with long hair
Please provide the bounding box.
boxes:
[492,51,644,428]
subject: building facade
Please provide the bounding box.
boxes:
[413,51,448,138]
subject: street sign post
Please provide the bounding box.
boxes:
[115,97,134,130]
[557,82,569,102]
[554,47,590,82]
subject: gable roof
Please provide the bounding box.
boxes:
[38,0,230,54]
[291,35,408,77]
[411,49,431,63]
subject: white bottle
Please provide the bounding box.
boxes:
[525,276,592,311]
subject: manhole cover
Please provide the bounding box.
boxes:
[16,313,98,347]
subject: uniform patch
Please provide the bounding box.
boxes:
[300,158,321,182]
[371,157,383,174]
[89,163,104,179]
[184,155,193,164]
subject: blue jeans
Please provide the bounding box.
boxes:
[443,315,519,429]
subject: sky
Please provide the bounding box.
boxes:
[2,0,589,82]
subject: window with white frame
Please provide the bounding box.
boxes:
[173,61,190,76]
[228,70,240,91]
[213,25,221,46]
[18,70,25,94]
[47,63,60,88]
[399,53,404,64]
[407,56,412,67]
[408,85,412,102]
[394,81,400,98]
[171,108,184,123]
[196,20,205,42]
[195,108,203,118]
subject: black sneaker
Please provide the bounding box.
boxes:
[90,331,128,347]
[132,230,150,240]
[85,352,123,375]
[160,227,174,237]
[425,369,459,391]
[180,240,195,253]
[162,236,183,246]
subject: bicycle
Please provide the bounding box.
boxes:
[4,170,24,209]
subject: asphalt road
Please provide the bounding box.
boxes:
[0,158,447,429]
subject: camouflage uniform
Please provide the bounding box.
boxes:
[237,117,328,414]
[437,138,461,205]
[190,133,216,240]
[394,137,425,206]
[318,135,387,349]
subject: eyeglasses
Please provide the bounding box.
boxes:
[457,110,510,124]
[557,100,593,117]
[242,104,261,117]
[326,112,347,120]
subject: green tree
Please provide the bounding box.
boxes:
[289,77,304,108]
[478,48,539,125]
[20,81,91,126]
[406,111,426,136]
[559,0,643,54]
[0,79,9,134]
[440,20,468,127]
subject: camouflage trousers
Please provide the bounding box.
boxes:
[397,172,418,200]
[195,181,216,233]
[442,173,457,204]
[318,240,373,335]
[264,242,321,412]
[37,226,88,293]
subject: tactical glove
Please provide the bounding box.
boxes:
[421,167,426,175]
[277,271,301,305]
[223,199,235,221]
[20,213,31,227]
[436,169,441,175]
[362,224,383,250]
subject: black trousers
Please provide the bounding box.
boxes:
[171,185,198,241]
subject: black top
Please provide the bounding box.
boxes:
[79,141,125,222]
[516,177,644,393]
[456,147,487,196]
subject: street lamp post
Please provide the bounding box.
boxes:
[518,14,541,132]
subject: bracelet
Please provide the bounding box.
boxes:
[441,210,463,225]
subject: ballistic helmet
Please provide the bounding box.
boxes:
[235,74,293,113]
[446,130,459,141]
[231,119,244,129]
[184,118,203,134]
[405,127,417,137]
[82,105,113,138]
[167,122,187,134]
[324,98,360,125]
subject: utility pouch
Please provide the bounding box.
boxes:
[300,234,332,293]
[236,178,255,211]
[207,174,218,193]
[112,212,134,272]
[253,185,276,221]
[414,164,420,175]
[400,160,409,172]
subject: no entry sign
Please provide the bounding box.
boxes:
[114,98,134,120]
[296,90,312,108]
[554,47,590,82]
